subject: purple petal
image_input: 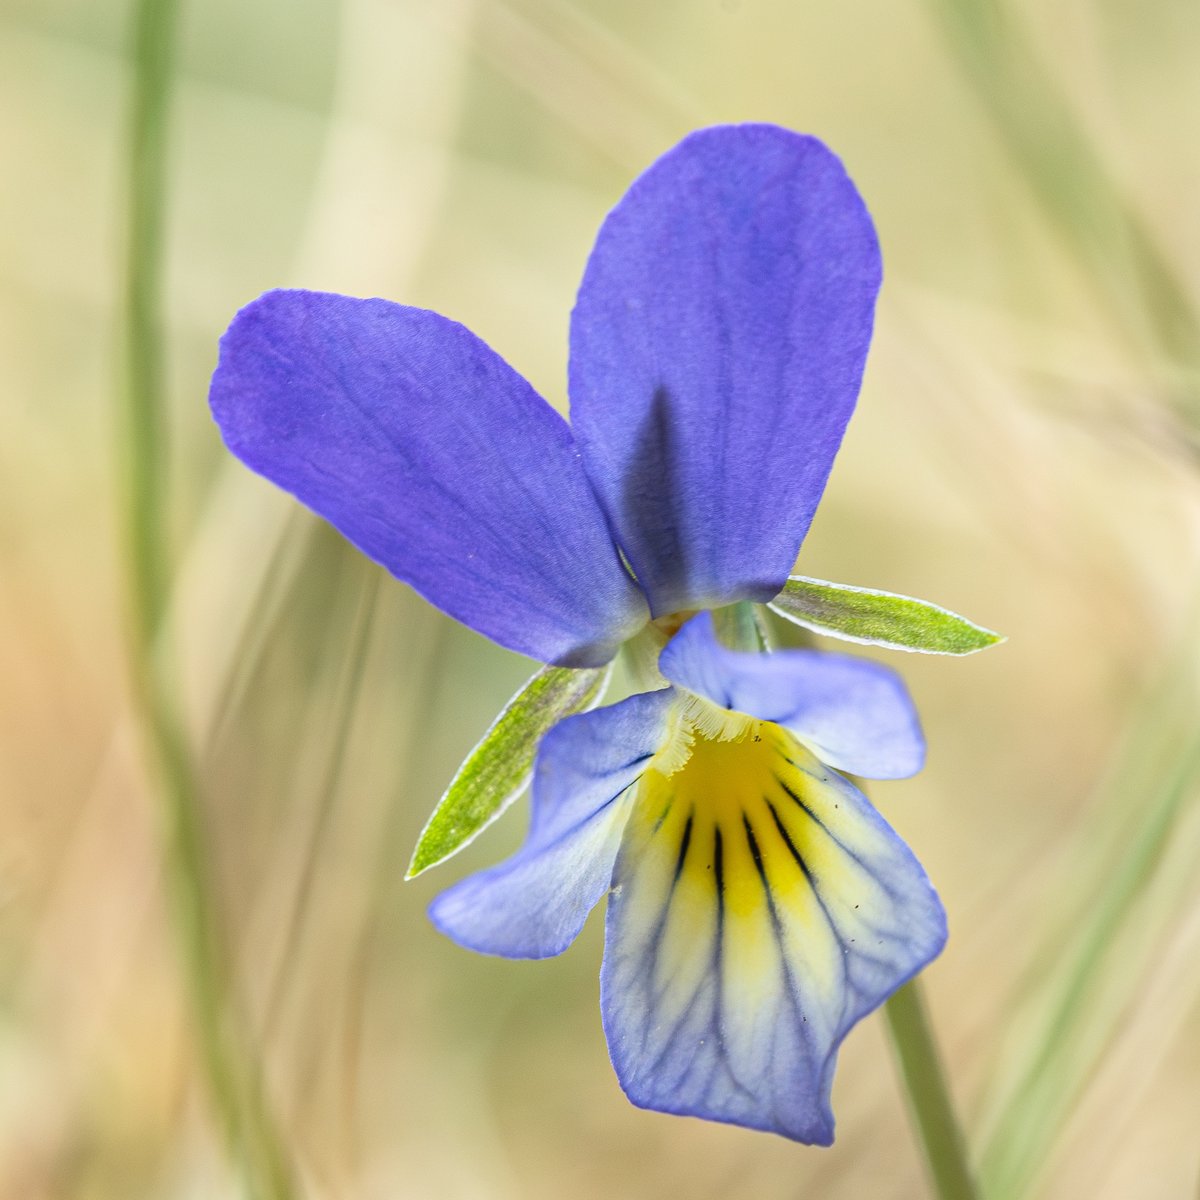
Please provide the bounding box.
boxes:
[601,728,946,1142]
[660,613,924,779]
[428,691,672,958]
[211,290,649,666]
[570,124,881,616]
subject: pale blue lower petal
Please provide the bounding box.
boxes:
[601,728,945,1143]
[429,691,673,959]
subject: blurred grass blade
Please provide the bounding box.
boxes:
[406,663,611,878]
[120,0,294,1194]
[262,564,379,1036]
[979,701,1200,1198]
[769,576,1003,655]
[203,506,313,755]
[926,0,1200,393]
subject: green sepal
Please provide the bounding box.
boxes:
[768,575,1004,656]
[711,601,768,651]
[405,662,611,878]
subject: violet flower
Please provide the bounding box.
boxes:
[210,124,987,1143]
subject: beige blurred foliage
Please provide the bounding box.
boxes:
[2,0,1199,1197]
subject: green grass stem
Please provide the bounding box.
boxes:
[884,979,980,1200]
[119,0,295,1194]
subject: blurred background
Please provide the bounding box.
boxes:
[3,0,1199,1196]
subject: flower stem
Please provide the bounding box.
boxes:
[884,979,979,1200]
[120,0,294,1194]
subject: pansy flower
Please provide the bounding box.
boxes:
[210,124,998,1143]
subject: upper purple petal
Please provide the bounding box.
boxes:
[660,613,925,779]
[210,290,649,666]
[569,124,882,616]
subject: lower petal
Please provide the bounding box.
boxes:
[429,691,672,959]
[601,722,945,1143]
[428,801,631,959]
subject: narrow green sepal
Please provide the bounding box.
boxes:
[769,575,1004,656]
[711,600,766,652]
[405,662,611,878]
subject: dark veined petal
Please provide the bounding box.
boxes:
[601,724,945,1143]
[210,290,650,667]
[428,691,672,959]
[570,124,881,617]
[660,612,924,779]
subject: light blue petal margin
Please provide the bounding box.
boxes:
[429,690,673,959]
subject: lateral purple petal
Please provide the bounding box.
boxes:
[428,690,672,959]
[210,290,649,666]
[570,124,882,616]
[660,613,924,779]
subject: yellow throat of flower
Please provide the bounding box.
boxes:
[644,693,788,820]
[624,696,857,944]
